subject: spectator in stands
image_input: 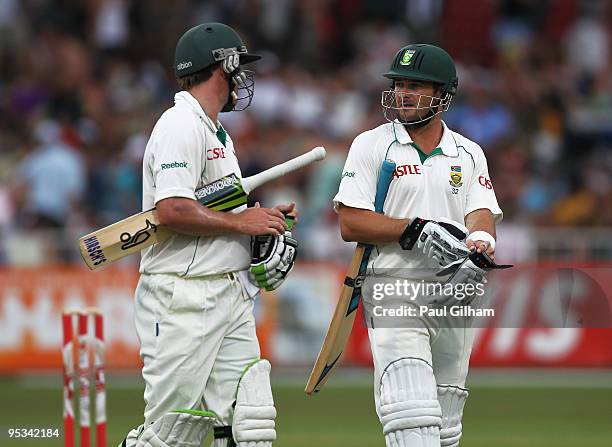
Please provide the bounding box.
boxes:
[0,0,611,264]
[11,120,86,261]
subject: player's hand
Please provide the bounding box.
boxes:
[274,202,299,225]
[236,202,288,236]
[467,239,495,259]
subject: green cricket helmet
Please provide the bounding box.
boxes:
[174,23,261,111]
[382,44,458,126]
[384,44,458,96]
[174,23,260,77]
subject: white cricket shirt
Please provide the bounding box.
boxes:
[139,91,250,277]
[334,120,503,277]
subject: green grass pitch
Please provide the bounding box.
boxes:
[1,375,611,446]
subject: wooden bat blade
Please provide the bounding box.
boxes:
[305,159,395,394]
[79,174,249,270]
[305,244,366,395]
[79,146,327,270]
[79,209,173,270]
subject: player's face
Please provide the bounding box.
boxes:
[393,80,439,121]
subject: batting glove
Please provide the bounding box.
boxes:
[249,216,298,291]
[399,217,471,266]
[434,251,513,305]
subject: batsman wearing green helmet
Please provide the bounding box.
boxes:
[334,44,504,447]
[120,23,298,447]
[381,44,458,127]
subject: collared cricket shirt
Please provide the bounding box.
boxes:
[140,91,250,276]
[334,121,503,275]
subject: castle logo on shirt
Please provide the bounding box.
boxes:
[449,165,463,187]
[393,164,421,178]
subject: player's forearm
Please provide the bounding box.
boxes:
[465,208,496,238]
[338,205,409,244]
[156,197,241,236]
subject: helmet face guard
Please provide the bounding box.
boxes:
[214,45,256,112]
[223,69,255,112]
[381,85,453,126]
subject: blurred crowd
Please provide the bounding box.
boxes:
[0,0,611,264]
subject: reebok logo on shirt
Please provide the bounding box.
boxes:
[161,161,188,170]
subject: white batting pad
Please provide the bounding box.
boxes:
[233,359,277,447]
[437,385,469,447]
[379,358,442,447]
[136,410,215,447]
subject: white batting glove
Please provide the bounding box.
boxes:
[434,252,513,305]
[399,217,471,266]
[249,215,298,291]
[249,232,298,291]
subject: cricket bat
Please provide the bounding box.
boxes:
[79,146,326,270]
[305,159,396,394]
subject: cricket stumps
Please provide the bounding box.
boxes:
[62,308,106,447]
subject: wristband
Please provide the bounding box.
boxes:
[467,231,495,251]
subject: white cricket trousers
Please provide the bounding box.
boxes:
[122,271,260,445]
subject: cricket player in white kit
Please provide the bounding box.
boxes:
[120,23,297,447]
[334,44,503,447]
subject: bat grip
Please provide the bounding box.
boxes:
[241,146,326,193]
[374,160,396,213]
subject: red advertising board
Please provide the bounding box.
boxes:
[343,265,612,367]
[0,264,611,372]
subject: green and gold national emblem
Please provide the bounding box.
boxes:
[449,165,463,187]
[400,49,416,66]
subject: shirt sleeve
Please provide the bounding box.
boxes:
[333,132,379,212]
[465,149,503,223]
[150,117,204,205]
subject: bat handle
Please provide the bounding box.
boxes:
[242,146,326,194]
[374,160,396,213]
